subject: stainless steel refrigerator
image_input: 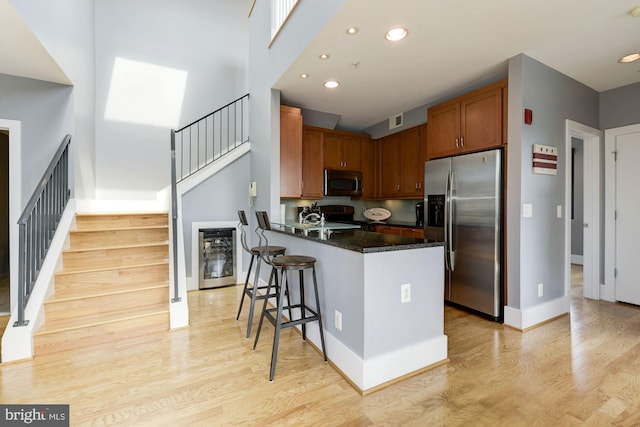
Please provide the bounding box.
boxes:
[424,148,503,321]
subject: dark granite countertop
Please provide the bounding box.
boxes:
[271,226,443,254]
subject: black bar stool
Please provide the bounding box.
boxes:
[252,210,327,381]
[236,210,287,338]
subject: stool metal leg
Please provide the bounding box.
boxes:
[269,267,289,381]
[312,266,327,361]
[244,255,263,338]
[253,266,277,351]
[299,270,307,341]
[236,253,255,321]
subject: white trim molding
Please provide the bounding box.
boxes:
[504,296,570,330]
[565,120,601,301]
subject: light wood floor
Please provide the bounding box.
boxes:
[2,265,640,425]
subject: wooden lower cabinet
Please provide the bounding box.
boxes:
[375,224,424,239]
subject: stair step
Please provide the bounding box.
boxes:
[33,212,173,357]
[75,213,168,230]
[62,243,169,272]
[34,304,169,356]
[54,277,168,300]
[69,226,169,249]
[55,262,169,291]
[45,283,169,321]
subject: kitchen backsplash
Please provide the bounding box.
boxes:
[281,197,422,223]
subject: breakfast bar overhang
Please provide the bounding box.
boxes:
[262,227,448,393]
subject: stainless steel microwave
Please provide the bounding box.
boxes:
[324,169,363,197]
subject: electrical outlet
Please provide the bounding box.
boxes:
[401,283,411,303]
[538,283,543,297]
[334,310,342,331]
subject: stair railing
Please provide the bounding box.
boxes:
[15,134,71,327]
[169,94,250,303]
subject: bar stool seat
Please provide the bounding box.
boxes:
[272,255,315,268]
[252,211,327,381]
[236,210,288,338]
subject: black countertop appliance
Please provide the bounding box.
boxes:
[415,201,424,227]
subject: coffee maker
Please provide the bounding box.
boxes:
[415,201,424,227]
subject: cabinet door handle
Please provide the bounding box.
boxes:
[460,136,464,147]
[455,138,459,148]
[397,184,400,191]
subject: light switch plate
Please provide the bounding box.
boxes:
[523,204,533,218]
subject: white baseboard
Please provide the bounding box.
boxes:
[270,308,447,392]
[571,255,584,265]
[504,296,570,330]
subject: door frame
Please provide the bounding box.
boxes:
[604,123,640,301]
[565,120,600,300]
[0,119,21,314]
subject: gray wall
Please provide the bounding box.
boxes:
[0,74,74,205]
[181,154,250,278]
[571,138,584,257]
[94,0,249,200]
[507,54,598,310]
[600,81,640,130]
[10,0,96,200]
[248,0,345,242]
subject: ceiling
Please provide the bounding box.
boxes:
[0,0,70,85]
[275,0,640,131]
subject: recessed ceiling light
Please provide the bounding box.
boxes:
[346,27,358,35]
[299,73,309,79]
[618,53,640,63]
[319,53,330,60]
[385,27,407,41]
[630,5,640,17]
[323,80,340,89]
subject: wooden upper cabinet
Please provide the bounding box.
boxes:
[380,133,402,196]
[323,133,361,170]
[280,105,302,198]
[399,126,423,196]
[360,136,377,199]
[426,78,507,160]
[377,125,426,199]
[302,127,324,199]
[426,102,461,159]
[460,88,503,152]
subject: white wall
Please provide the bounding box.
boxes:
[248,0,345,254]
[94,0,249,201]
[9,0,96,200]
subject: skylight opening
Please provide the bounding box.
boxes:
[104,57,188,128]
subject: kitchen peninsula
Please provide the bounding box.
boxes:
[265,226,447,393]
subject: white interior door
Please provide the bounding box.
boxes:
[614,131,640,305]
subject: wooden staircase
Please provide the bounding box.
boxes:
[34,213,171,356]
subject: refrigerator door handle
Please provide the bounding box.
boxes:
[449,170,456,271]
[444,171,451,271]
